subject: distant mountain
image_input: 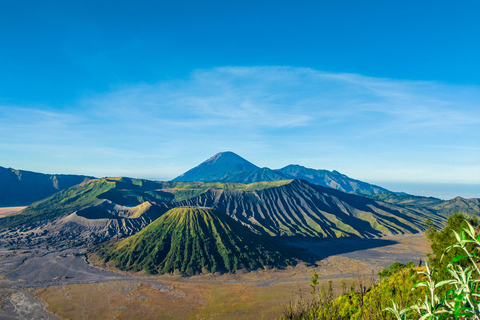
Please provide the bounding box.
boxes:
[432,197,480,216]
[179,179,446,238]
[0,166,93,207]
[172,152,390,196]
[276,165,390,195]
[369,193,480,216]
[94,207,294,275]
[172,151,259,182]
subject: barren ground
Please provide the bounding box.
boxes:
[0,207,26,218]
[0,232,431,319]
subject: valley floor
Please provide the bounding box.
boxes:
[0,233,431,320]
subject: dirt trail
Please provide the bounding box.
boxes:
[1,291,59,320]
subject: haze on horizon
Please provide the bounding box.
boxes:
[0,1,479,199]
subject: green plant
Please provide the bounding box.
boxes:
[379,261,415,279]
[426,213,478,280]
[311,269,319,296]
[386,218,480,319]
[281,270,339,320]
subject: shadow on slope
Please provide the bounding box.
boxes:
[179,179,446,238]
[281,236,399,265]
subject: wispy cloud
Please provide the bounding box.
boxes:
[1,66,479,182]
[75,66,480,148]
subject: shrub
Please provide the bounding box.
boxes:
[386,218,480,319]
[280,216,480,320]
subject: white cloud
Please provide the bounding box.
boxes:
[77,67,480,135]
[1,66,479,183]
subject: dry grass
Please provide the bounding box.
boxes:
[36,280,304,320]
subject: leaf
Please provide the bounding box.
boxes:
[451,254,468,263]
[435,279,456,289]
[413,282,429,289]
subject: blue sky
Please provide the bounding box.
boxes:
[0,1,479,198]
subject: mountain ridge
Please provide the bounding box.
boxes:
[276,164,390,195]
[171,152,391,196]
[178,179,446,238]
[0,166,94,206]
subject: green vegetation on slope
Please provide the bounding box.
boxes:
[281,215,480,320]
[368,192,444,209]
[368,192,480,217]
[94,207,294,275]
[1,175,450,241]
[164,180,293,201]
[282,262,422,320]
[425,213,479,280]
[180,179,447,238]
[0,178,116,228]
[0,177,176,228]
[0,178,297,229]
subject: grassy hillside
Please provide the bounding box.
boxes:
[1,176,454,241]
[94,207,294,275]
[0,177,171,228]
[163,180,292,201]
[0,178,293,229]
[0,178,115,228]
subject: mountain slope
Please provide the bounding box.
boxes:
[431,197,480,215]
[94,207,294,275]
[0,166,93,206]
[277,164,390,195]
[218,167,292,184]
[40,200,171,248]
[0,177,173,228]
[1,176,449,242]
[369,193,480,216]
[172,151,259,182]
[172,152,390,195]
[0,178,293,229]
[179,179,446,238]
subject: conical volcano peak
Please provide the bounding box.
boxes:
[94,206,293,275]
[172,151,259,182]
[205,151,254,165]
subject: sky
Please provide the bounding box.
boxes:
[0,1,479,199]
